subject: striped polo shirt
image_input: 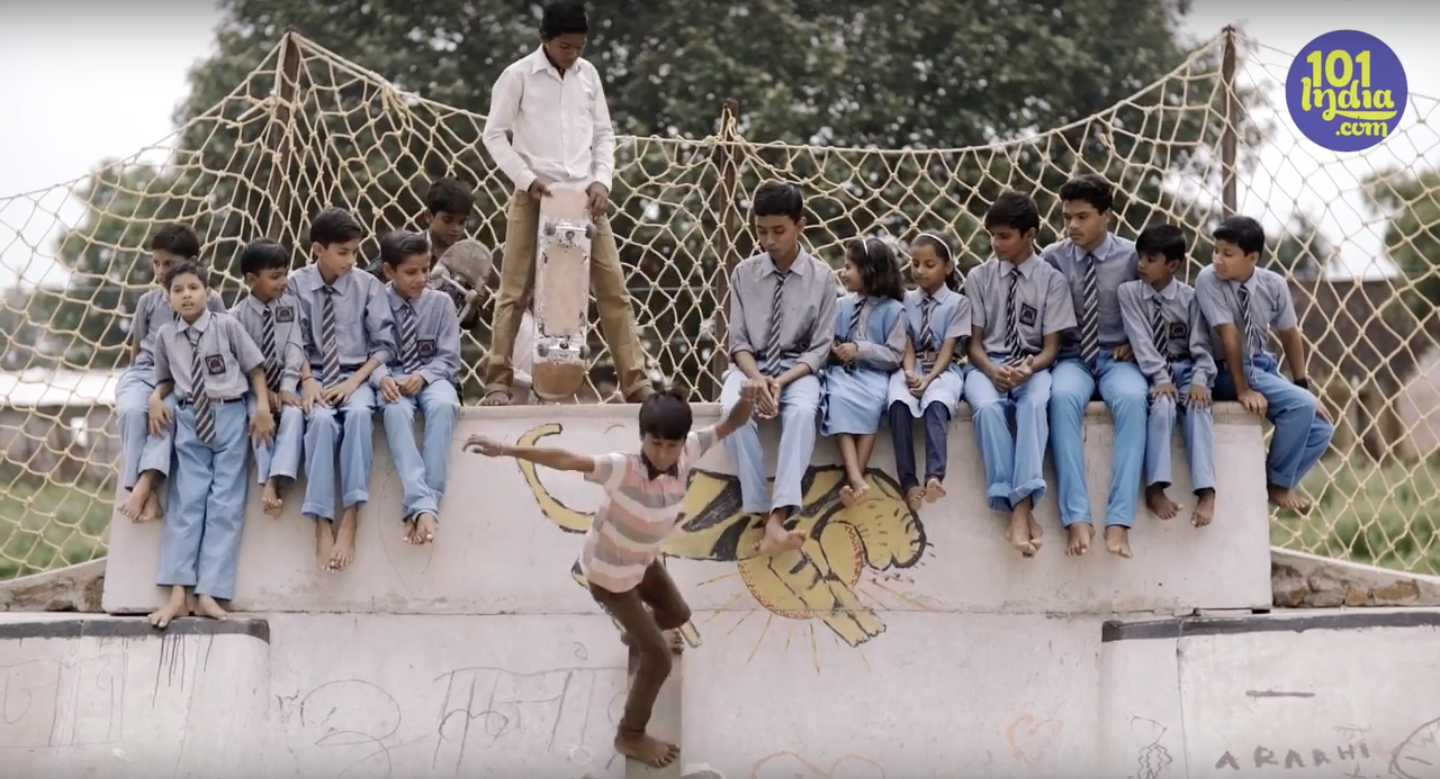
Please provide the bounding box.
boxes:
[579,426,721,593]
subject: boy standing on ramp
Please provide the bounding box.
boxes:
[465,384,758,767]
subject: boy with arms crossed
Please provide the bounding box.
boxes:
[465,384,758,768]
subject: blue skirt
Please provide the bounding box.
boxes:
[886,367,964,418]
[821,364,891,435]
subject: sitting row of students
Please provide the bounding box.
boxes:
[720,177,1334,561]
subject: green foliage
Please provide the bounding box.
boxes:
[1363,166,1440,317]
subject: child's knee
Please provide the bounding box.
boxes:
[971,399,1004,422]
[307,406,339,431]
[1149,395,1177,419]
[922,402,949,422]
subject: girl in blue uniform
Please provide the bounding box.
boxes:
[822,237,907,507]
[887,233,971,509]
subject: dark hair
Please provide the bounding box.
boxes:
[426,177,474,216]
[910,232,962,291]
[1212,215,1266,257]
[638,387,693,442]
[239,238,291,276]
[751,181,804,222]
[541,2,589,38]
[379,230,432,269]
[984,190,1041,234]
[150,224,200,259]
[1058,173,1114,213]
[163,259,209,290]
[308,207,365,247]
[1136,224,1187,265]
[846,238,905,301]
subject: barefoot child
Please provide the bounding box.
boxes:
[1196,215,1334,511]
[234,239,306,517]
[288,208,397,572]
[146,260,273,628]
[1119,224,1218,529]
[963,191,1075,557]
[823,237,906,507]
[719,180,838,557]
[117,225,227,523]
[464,384,757,768]
[888,232,970,509]
[374,230,461,546]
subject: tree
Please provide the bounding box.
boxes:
[1363,166,1440,317]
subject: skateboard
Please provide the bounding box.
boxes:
[531,186,593,400]
[430,238,493,324]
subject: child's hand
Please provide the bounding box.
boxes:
[988,364,1015,392]
[1186,384,1212,410]
[1315,398,1333,424]
[835,343,858,363]
[378,375,401,403]
[250,405,275,445]
[1238,388,1267,416]
[1151,382,1178,401]
[301,378,325,413]
[903,370,919,389]
[324,376,360,405]
[909,375,931,398]
[399,374,426,396]
[147,396,171,437]
[280,390,301,408]
[1112,344,1135,362]
[266,389,284,416]
[739,378,764,402]
[463,435,506,457]
[754,378,779,419]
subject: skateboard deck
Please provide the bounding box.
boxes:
[430,238,492,324]
[532,186,593,400]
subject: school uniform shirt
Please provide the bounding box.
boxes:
[153,311,266,402]
[965,254,1076,358]
[1193,265,1298,362]
[726,250,839,377]
[579,426,721,593]
[373,286,461,386]
[232,293,306,394]
[130,287,227,369]
[285,265,396,374]
[1117,279,1217,389]
[905,286,971,369]
[482,47,616,193]
[1042,233,1140,350]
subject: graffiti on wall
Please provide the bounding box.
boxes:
[514,423,928,648]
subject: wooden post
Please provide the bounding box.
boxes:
[704,99,743,401]
[1220,25,1238,217]
[263,30,301,243]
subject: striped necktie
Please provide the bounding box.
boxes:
[188,330,215,444]
[760,271,790,377]
[1237,283,1259,359]
[1079,252,1100,369]
[320,286,340,385]
[1151,296,1169,368]
[400,302,420,374]
[844,298,864,372]
[261,306,281,391]
[918,294,937,372]
[1005,267,1024,365]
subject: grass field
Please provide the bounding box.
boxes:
[1,456,1438,581]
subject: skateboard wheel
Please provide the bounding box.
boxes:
[537,342,550,357]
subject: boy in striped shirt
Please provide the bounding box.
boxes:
[465,383,757,769]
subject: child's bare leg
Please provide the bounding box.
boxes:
[1066,522,1093,556]
[328,505,359,571]
[756,509,805,556]
[837,435,868,507]
[1105,525,1132,558]
[261,477,284,517]
[1192,488,1216,527]
[1267,483,1313,512]
[148,585,189,629]
[313,518,335,572]
[1007,497,1038,557]
[412,511,438,545]
[195,594,229,621]
[120,471,156,522]
[1027,511,1044,552]
[1145,484,1180,519]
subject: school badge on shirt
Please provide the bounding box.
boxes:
[417,339,436,358]
[275,305,295,323]
[205,355,226,375]
[1019,304,1038,327]
[1169,322,1188,340]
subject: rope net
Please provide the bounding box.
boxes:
[1,30,1438,579]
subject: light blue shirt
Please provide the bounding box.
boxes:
[372,286,461,386]
[1043,232,1139,351]
[153,310,266,401]
[285,265,396,374]
[130,287,226,369]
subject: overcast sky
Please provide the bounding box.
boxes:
[0,0,1436,289]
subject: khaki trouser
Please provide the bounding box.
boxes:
[486,189,648,398]
[589,561,690,737]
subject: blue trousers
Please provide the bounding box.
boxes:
[719,370,821,515]
[1050,353,1149,528]
[302,373,378,520]
[248,396,304,484]
[1145,360,1216,492]
[116,367,172,489]
[1213,353,1333,489]
[157,400,249,600]
[963,360,1051,513]
[888,400,949,490]
[380,380,460,520]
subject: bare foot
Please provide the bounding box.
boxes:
[755,515,804,557]
[924,477,946,503]
[1193,489,1216,527]
[839,479,868,508]
[1027,514,1044,553]
[412,512,438,545]
[314,519,335,572]
[148,586,189,629]
[480,389,511,407]
[194,594,229,621]
[1066,523,1093,556]
[1105,525,1133,558]
[1007,504,1037,557]
[614,732,680,768]
[401,518,417,545]
[666,628,685,655]
[904,485,924,510]
[139,489,164,523]
[328,507,359,571]
[1267,484,1312,512]
[262,479,283,517]
[120,472,156,522]
[1146,485,1180,520]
